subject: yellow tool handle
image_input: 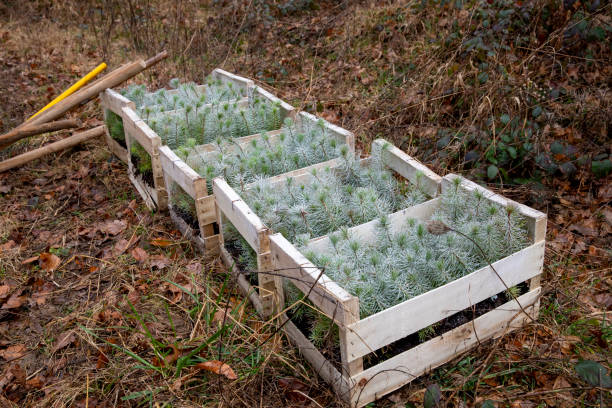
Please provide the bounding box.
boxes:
[29,62,107,120]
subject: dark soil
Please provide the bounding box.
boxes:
[130,153,154,187]
[174,205,200,233]
[115,136,127,149]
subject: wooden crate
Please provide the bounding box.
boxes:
[116,70,292,211]
[214,138,443,319]
[122,106,168,211]
[267,173,546,407]
[99,68,253,164]
[158,112,356,269]
[100,89,134,163]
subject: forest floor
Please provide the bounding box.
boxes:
[0,1,610,407]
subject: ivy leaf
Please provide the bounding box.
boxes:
[500,114,510,125]
[532,105,543,118]
[592,160,612,177]
[481,401,496,408]
[423,383,441,408]
[487,164,499,180]
[575,360,612,388]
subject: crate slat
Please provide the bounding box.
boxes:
[350,287,541,407]
[442,174,547,243]
[372,139,442,198]
[306,197,441,254]
[283,317,351,398]
[253,86,296,119]
[344,240,545,361]
[269,233,355,326]
[211,68,255,90]
[299,111,355,151]
[213,178,267,252]
[101,89,135,114]
[159,146,200,199]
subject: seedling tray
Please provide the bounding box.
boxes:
[268,173,546,407]
[100,69,256,209]
[213,139,442,317]
[158,111,355,265]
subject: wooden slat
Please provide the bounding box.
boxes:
[101,89,135,114]
[269,233,354,326]
[158,146,200,199]
[350,287,541,408]
[372,139,441,198]
[128,172,156,210]
[442,174,547,243]
[213,178,267,252]
[103,125,128,163]
[211,68,254,90]
[196,194,216,227]
[298,111,355,151]
[344,241,545,361]
[283,317,350,399]
[192,128,285,156]
[254,86,295,119]
[306,198,441,254]
[244,158,343,191]
[153,98,249,121]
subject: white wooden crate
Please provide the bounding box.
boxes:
[99,69,259,207]
[214,139,443,318]
[267,173,546,407]
[158,111,356,271]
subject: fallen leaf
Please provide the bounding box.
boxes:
[0,344,26,360]
[152,345,180,367]
[99,220,127,236]
[39,252,61,272]
[278,377,309,402]
[150,254,170,269]
[26,374,45,389]
[196,360,237,380]
[593,292,612,309]
[112,239,130,256]
[52,331,76,353]
[151,238,173,247]
[1,291,26,309]
[96,351,109,369]
[0,240,16,252]
[0,285,10,300]
[130,247,148,262]
[21,256,39,265]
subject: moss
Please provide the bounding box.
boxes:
[105,110,126,148]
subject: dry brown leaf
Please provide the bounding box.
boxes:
[150,238,173,247]
[26,374,45,389]
[150,254,170,269]
[39,252,61,272]
[0,240,16,252]
[99,220,127,236]
[52,331,76,353]
[1,292,26,309]
[130,247,148,263]
[196,360,237,380]
[21,256,39,265]
[0,285,10,300]
[0,344,26,360]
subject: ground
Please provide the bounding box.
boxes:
[0,1,610,407]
